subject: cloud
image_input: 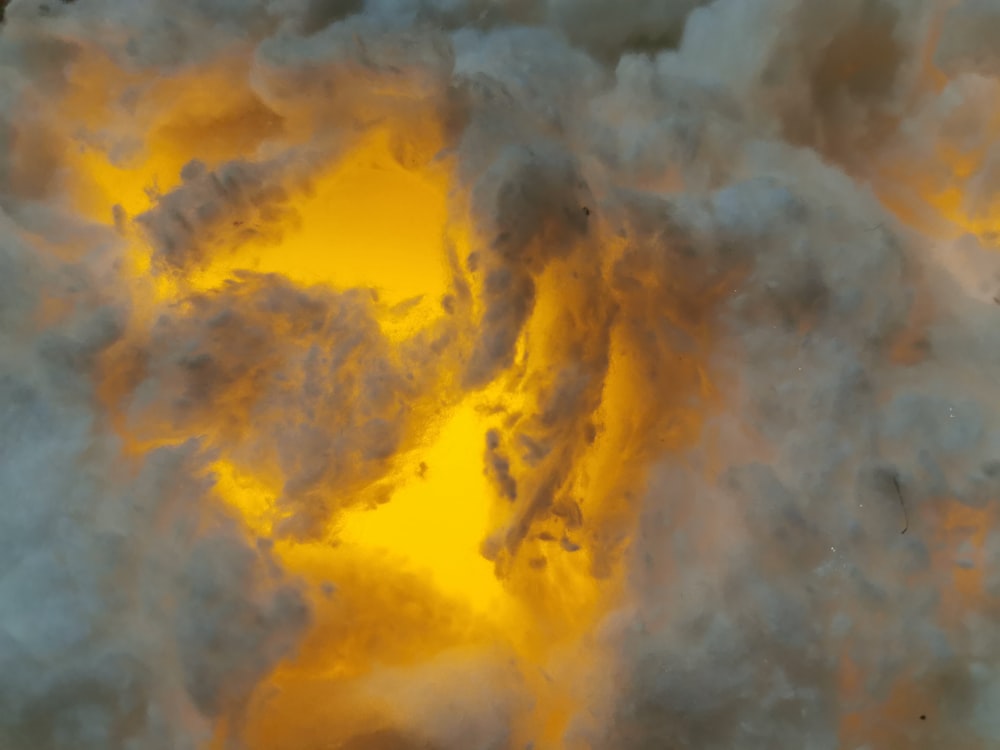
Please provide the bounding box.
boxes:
[4,0,1000,748]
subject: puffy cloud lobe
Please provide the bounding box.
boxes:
[667,0,929,167]
[1,0,276,70]
[177,533,309,717]
[5,0,1000,748]
[251,16,455,130]
[936,0,1000,78]
[546,0,705,61]
[463,142,593,386]
[581,153,1000,748]
[359,649,527,750]
[0,276,308,749]
[120,275,436,536]
[138,158,302,270]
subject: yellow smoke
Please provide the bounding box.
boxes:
[68,71,649,746]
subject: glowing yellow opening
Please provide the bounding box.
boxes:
[263,132,450,308]
[337,399,505,614]
[212,399,507,616]
[210,461,281,538]
[78,98,622,746]
[76,128,452,338]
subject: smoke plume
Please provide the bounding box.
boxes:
[2,0,1000,748]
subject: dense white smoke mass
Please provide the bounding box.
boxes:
[3,0,1000,748]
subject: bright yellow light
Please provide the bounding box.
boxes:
[76,126,453,339]
[67,54,284,222]
[260,131,450,307]
[337,399,505,614]
[168,130,452,312]
[78,90,629,746]
[211,460,281,538]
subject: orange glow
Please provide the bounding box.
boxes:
[937,502,992,619]
[65,54,281,218]
[838,657,947,749]
[211,461,282,538]
[18,9,1000,750]
[264,131,450,305]
[158,130,453,324]
[876,131,1000,240]
[72,54,712,745]
[76,123,453,333]
[836,497,997,748]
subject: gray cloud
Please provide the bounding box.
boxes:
[4,0,1000,748]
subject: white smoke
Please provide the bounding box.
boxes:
[2,0,1000,748]
[0,216,309,749]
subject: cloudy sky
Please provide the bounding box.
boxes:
[2,1,1000,748]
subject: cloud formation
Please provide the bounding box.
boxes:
[3,0,1000,748]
